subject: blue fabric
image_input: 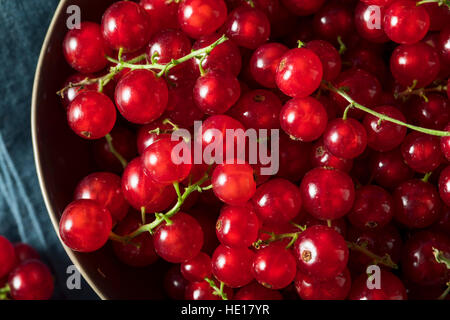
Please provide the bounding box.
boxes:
[0,0,97,299]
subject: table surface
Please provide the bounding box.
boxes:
[0,0,97,299]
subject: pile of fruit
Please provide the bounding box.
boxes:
[0,236,54,300]
[57,0,449,300]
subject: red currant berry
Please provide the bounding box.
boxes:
[63,22,111,74]
[300,167,355,220]
[323,118,368,160]
[101,1,153,52]
[164,265,189,300]
[438,25,450,67]
[252,178,302,224]
[216,204,260,248]
[211,244,255,288]
[178,0,227,39]
[212,163,256,206]
[293,225,349,279]
[401,231,450,286]
[439,166,450,207]
[349,270,407,300]
[277,134,312,181]
[234,282,282,300]
[423,3,450,31]
[223,6,271,50]
[67,90,116,140]
[294,268,351,300]
[313,2,353,44]
[276,48,323,98]
[153,213,203,263]
[13,243,40,265]
[345,47,390,85]
[59,199,112,252]
[252,244,296,290]
[310,139,353,173]
[390,42,440,88]
[306,40,342,81]
[0,236,15,278]
[393,179,442,229]
[191,33,242,76]
[140,0,179,30]
[349,185,394,230]
[142,137,192,184]
[136,120,173,154]
[115,70,168,124]
[74,172,129,223]
[185,279,233,300]
[370,148,414,189]
[441,124,450,161]
[280,97,328,142]
[281,0,325,16]
[330,68,382,119]
[166,83,205,128]
[180,252,212,282]
[401,132,443,173]
[122,158,176,212]
[229,89,282,130]
[383,0,429,44]
[112,214,158,267]
[8,260,53,300]
[250,43,289,88]
[363,106,407,152]
[354,2,389,43]
[193,69,240,115]
[410,94,449,130]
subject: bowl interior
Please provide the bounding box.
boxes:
[32,0,169,300]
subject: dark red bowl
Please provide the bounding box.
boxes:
[31,0,168,300]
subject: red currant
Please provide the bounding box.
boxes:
[401,132,443,173]
[349,270,407,300]
[294,268,351,300]
[234,282,282,300]
[310,139,353,173]
[354,2,389,43]
[439,166,450,207]
[306,40,342,81]
[281,0,325,16]
[8,260,54,300]
[370,148,414,189]
[13,243,40,265]
[410,94,449,130]
[250,43,289,88]
[180,252,212,282]
[164,265,188,300]
[140,0,179,31]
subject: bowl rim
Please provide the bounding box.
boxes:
[31,0,104,300]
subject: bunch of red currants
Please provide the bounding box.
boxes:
[56,0,450,300]
[0,236,54,300]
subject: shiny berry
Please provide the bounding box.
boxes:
[63,22,111,73]
[294,268,351,300]
[276,48,323,98]
[142,137,192,184]
[74,172,129,223]
[140,0,179,31]
[293,225,349,279]
[216,204,259,248]
[300,167,355,220]
[250,43,289,88]
[383,0,429,44]
[223,6,271,49]
[67,91,116,140]
[277,134,312,181]
[281,0,325,16]
[252,178,302,224]
[212,245,255,288]
[193,69,240,115]
[349,185,394,230]
[234,282,282,300]
[8,260,54,300]
[306,40,342,81]
[354,2,389,43]
[323,118,367,160]
[439,166,450,207]
[371,148,414,189]
[153,213,203,263]
[349,270,407,300]
[212,163,256,206]
[101,1,153,52]
[185,279,233,300]
[401,132,443,173]
[441,124,450,161]
[280,97,328,142]
[164,265,188,300]
[313,2,353,44]
[115,69,168,124]
[13,243,40,265]
[180,252,212,282]
[178,0,227,39]
[410,94,449,130]
[393,179,442,229]
[310,139,353,173]
[59,199,112,252]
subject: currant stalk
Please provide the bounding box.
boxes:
[105,133,127,169]
[0,284,10,300]
[110,172,211,242]
[323,81,450,137]
[416,0,450,8]
[253,224,306,249]
[347,241,398,269]
[204,277,228,300]
[395,81,447,103]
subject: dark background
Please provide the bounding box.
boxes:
[0,0,97,299]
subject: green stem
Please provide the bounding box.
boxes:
[438,283,450,300]
[141,206,146,224]
[0,284,10,300]
[105,133,127,169]
[297,40,305,48]
[323,81,450,137]
[342,104,352,120]
[416,0,450,8]
[422,172,433,183]
[395,83,447,102]
[347,241,398,269]
[111,172,210,241]
[432,248,450,269]
[204,277,228,300]
[337,36,347,55]
[253,225,306,250]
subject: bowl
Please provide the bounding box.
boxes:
[31,0,168,300]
